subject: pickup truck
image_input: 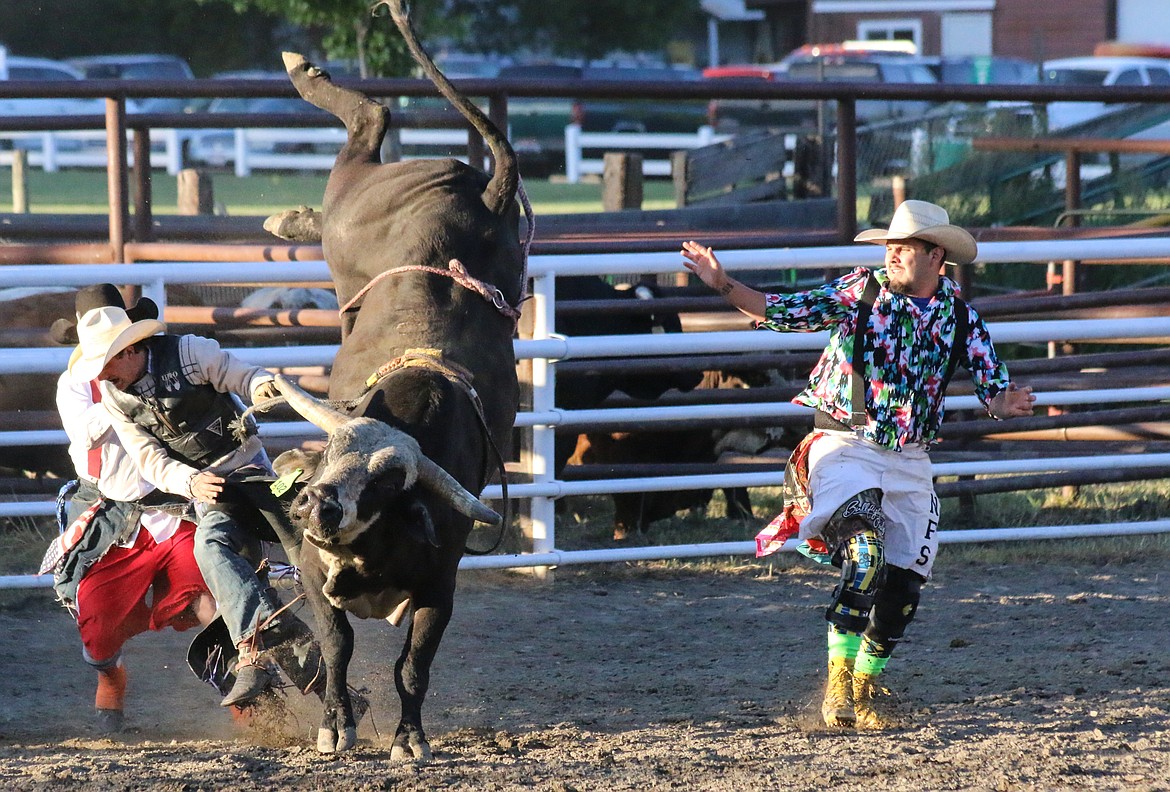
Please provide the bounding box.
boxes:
[1042,55,1170,130]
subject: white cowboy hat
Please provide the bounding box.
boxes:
[853,200,977,265]
[68,305,166,383]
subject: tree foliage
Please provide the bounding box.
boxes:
[447,0,702,60]
[206,0,447,77]
[209,0,703,75]
[0,0,703,78]
[0,0,288,76]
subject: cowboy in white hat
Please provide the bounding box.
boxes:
[680,200,1034,730]
[69,299,325,710]
[49,286,217,734]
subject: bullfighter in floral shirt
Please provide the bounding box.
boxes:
[681,200,1035,730]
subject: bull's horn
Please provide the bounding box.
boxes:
[272,374,349,433]
[416,457,502,525]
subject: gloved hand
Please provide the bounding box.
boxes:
[253,379,281,403]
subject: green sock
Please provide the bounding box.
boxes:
[855,637,891,677]
[827,627,862,663]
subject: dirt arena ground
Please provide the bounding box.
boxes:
[1,554,1169,791]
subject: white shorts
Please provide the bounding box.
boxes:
[799,431,941,578]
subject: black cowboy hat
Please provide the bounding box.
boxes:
[49,284,159,346]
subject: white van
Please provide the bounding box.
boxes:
[1042,55,1170,130]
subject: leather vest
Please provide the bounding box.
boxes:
[104,335,252,469]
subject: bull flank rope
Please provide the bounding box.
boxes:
[336,178,534,328]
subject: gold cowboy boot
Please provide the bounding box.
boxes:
[821,657,856,727]
[852,671,893,730]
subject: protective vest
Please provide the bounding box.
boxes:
[104,335,252,469]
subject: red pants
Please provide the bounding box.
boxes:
[76,522,210,664]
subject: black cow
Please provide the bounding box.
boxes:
[259,0,522,758]
[553,277,703,473]
[565,370,763,539]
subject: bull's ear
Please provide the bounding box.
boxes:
[274,448,320,480]
[403,500,440,547]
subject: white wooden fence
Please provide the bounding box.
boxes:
[0,127,488,177]
[563,123,729,183]
[0,129,190,175]
[1,123,749,181]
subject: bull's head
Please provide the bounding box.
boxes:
[272,375,500,547]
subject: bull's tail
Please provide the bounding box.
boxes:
[381,0,518,217]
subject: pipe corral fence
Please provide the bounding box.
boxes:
[3,236,1170,589]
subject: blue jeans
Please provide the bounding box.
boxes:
[192,507,280,645]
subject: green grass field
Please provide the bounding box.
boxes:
[0,168,679,216]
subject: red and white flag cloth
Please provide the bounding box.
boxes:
[38,499,103,575]
[754,431,830,558]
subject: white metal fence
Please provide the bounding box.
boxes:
[3,237,1170,588]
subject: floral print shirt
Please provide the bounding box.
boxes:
[758,267,1011,450]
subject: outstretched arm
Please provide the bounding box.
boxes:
[989,382,1036,419]
[681,241,767,322]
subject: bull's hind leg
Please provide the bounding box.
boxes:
[282,52,387,166]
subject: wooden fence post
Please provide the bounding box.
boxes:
[671,150,689,207]
[177,169,214,216]
[602,152,643,211]
[11,149,28,214]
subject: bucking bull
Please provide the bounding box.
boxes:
[254,0,526,757]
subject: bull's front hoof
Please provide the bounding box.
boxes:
[390,735,433,763]
[316,725,357,753]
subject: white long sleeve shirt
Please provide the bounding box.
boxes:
[56,371,183,546]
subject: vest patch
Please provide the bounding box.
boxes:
[207,417,223,437]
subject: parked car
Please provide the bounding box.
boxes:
[66,54,195,114]
[1042,55,1170,129]
[66,53,194,80]
[705,53,940,133]
[925,55,1040,86]
[432,51,509,79]
[186,95,335,168]
[495,60,708,174]
[0,54,106,117]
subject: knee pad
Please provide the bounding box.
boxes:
[82,646,122,671]
[825,528,886,632]
[863,565,925,654]
[820,488,886,558]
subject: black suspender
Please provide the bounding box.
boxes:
[943,297,970,393]
[849,271,970,432]
[849,272,881,430]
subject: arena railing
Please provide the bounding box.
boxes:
[3,236,1170,588]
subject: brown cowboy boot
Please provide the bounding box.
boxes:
[220,638,276,708]
[821,657,856,727]
[853,671,893,730]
